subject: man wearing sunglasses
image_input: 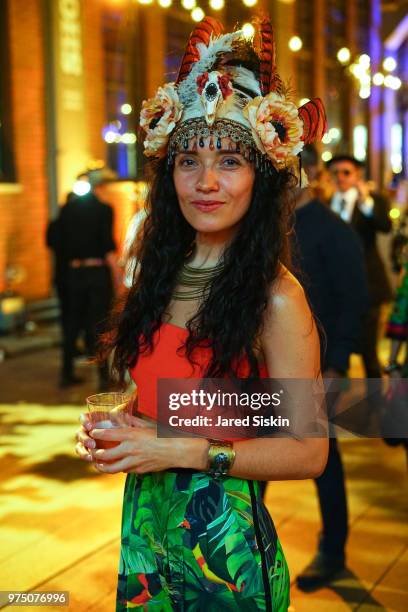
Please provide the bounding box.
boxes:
[327,154,392,380]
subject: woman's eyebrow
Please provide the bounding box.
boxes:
[177,149,243,155]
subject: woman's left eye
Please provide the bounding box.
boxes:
[222,157,241,167]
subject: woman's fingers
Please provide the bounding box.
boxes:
[75,442,93,462]
[79,413,92,431]
[92,441,134,462]
[90,426,142,442]
[94,456,136,474]
[75,427,96,448]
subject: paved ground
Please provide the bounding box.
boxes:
[0,347,407,611]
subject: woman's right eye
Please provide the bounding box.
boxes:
[178,157,197,167]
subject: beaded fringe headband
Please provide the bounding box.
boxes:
[140,16,327,176]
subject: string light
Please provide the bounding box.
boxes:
[322,133,332,144]
[73,179,91,196]
[121,132,137,144]
[384,75,402,89]
[372,72,384,86]
[358,54,371,68]
[321,151,332,162]
[242,23,255,39]
[359,87,371,99]
[390,208,401,220]
[158,0,172,5]
[182,0,196,9]
[120,103,132,115]
[337,47,351,64]
[383,57,397,72]
[191,6,204,21]
[137,0,153,4]
[288,36,302,52]
[328,127,341,140]
[242,0,258,6]
[209,0,224,9]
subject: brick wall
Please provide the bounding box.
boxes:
[82,0,106,162]
[0,0,50,300]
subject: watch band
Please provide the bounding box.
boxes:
[207,440,236,478]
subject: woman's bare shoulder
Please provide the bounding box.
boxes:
[268,265,309,319]
[261,266,320,377]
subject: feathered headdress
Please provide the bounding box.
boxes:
[140,16,327,174]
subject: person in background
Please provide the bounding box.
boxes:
[293,145,369,590]
[327,154,392,379]
[46,192,77,350]
[385,205,408,377]
[56,169,121,389]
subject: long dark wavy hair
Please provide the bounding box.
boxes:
[99,157,296,386]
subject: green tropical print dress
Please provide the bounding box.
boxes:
[116,470,290,610]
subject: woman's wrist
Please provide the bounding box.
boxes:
[175,437,209,470]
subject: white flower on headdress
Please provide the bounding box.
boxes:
[243,92,304,166]
[140,83,183,157]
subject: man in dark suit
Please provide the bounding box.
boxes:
[327,154,392,378]
[56,170,121,389]
[291,147,369,591]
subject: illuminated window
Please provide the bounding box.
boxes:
[0,1,16,182]
[102,10,137,178]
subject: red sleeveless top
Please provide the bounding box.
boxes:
[129,322,268,420]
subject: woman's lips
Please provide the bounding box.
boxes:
[191,200,225,212]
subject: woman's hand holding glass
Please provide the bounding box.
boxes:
[75,413,208,474]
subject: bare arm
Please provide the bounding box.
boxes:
[223,271,328,480]
[82,269,328,480]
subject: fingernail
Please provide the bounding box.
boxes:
[85,440,96,449]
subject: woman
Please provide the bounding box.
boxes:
[76,16,328,611]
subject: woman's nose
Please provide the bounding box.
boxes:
[196,167,219,192]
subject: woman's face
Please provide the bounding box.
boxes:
[173,137,255,237]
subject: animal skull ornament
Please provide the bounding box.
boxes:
[197,71,225,126]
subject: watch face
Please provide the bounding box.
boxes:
[215,452,228,466]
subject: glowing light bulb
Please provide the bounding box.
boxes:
[359,87,371,99]
[384,75,401,89]
[104,130,117,144]
[242,23,255,39]
[358,54,371,68]
[289,36,302,52]
[120,103,132,115]
[372,72,384,86]
[390,77,402,90]
[210,0,224,8]
[337,47,351,64]
[121,132,137,144]
[328,127,341,140]
[138,0,153,4]
[182,0,196,8]
[321,151,333,162]
[73,180,91,196]
[322,133,332,144]
[390,208,401,220]
[191,7,204,21]
[383,57,397,72]
[159,0,172,6]
[243,0,258,6]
